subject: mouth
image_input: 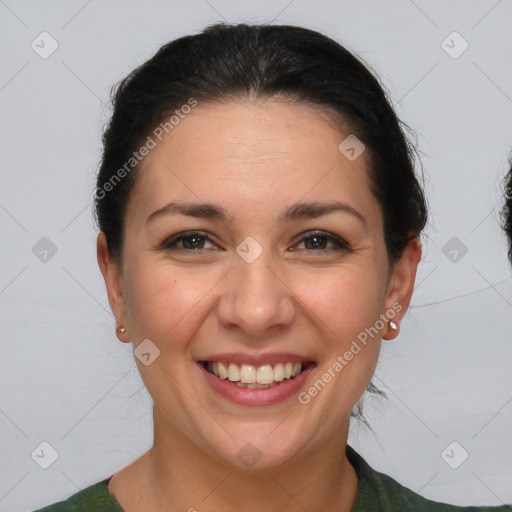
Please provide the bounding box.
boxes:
[199,360,316,389]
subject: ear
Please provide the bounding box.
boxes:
[97,233,129,342]
[382,236,422,340]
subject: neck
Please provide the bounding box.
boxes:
[111,405,359,512]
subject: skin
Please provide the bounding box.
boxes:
[97,99,421,512]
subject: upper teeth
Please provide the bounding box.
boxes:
[208,362,303,384]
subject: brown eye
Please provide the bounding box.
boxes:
[181,235,206,250]
[294,231,352,252]
[160,231,215,251]
[304,235,328,250]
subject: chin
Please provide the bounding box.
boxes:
[200,422,315,471]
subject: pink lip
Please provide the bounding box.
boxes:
[197,361,316,406]
[197,352,313,367]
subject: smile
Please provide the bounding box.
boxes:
[203,361,308,388]
[198,355,316,405]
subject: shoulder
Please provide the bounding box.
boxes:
[32,477,124,512]
[346,445,512,512]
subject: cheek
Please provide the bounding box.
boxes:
[290,264,385,341]
[290,265,384,399]
[123,261,222,346]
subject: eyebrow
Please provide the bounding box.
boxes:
[281,201,367,227]
[146,200,366,227]
[146,201,231,225]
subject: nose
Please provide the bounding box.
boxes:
[216,251,296,337]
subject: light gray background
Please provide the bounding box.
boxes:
[1,1,511,510]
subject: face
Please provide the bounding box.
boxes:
[98,99,420,470]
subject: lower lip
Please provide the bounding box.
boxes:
[198,363,315,406]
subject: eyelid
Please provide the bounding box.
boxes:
[291,230,352,252]
[159,230,217,250]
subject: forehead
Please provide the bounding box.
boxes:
[126,99,380,226]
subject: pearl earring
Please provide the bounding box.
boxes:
[389,321,397,330]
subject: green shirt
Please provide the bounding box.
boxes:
[33,445,511,511]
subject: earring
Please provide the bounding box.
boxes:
[389,321,397,330]
[118,326,126,334]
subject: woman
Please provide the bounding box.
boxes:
[34,23,511,511]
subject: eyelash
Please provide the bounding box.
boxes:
[159,230,352,253]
